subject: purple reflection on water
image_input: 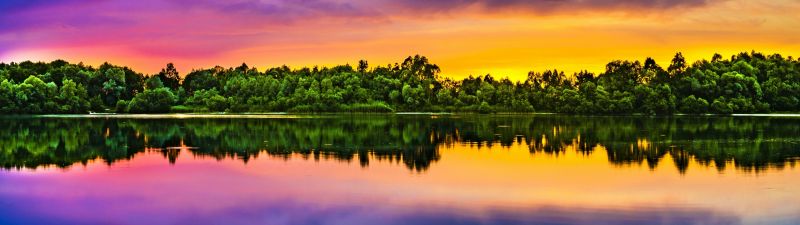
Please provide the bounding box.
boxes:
[0,193,741,225]
[0,155,743,225]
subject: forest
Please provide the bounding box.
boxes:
[0,51,798,114]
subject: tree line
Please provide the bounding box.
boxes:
[0,51,798,114]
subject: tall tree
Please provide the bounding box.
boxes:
[668,52,687,76]
[158,63,181,90]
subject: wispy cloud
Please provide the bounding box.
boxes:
[385,0,715,14]
[0,0,387,59]
[0,0,797,79]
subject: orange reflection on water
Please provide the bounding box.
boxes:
[3,138,799,225]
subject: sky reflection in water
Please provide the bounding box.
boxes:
[0,115,799,225]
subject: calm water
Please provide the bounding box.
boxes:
[1,114,799,225]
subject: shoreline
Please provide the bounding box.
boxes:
[0,112,798,119]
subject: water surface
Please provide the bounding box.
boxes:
[1,115,799,225]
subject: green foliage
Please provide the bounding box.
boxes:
[10,76,59,113]
[341,101,395,112]
[99,67,127,106]
[635,84,676,114]
[127,88,177,113]
[157,63,181,90]
[169,105,197,113]
[145,76,164,89]
[679,95,709,114]
[0,80,17,113]
[183,70,220,92]
[57,79,90,113]
[509,98,534,112]
[478,101,493,114]
[186,88,228,112]
[1,51,799,114]
[711,98,733,114]
[115,100,129,113]
[89,96,104,112]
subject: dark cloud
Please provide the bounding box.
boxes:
[389,0,714,14]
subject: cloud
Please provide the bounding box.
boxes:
[167,0,384,24]
[0,0,387,60]
[388,0,715,14]
[2,0,790,77]
[0,0,93,12]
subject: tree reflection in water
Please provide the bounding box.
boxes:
[0,115,798,173]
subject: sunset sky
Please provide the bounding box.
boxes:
[1,0,799,80]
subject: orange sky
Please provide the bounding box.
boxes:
[2,0,799,80]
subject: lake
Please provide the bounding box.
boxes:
[1,114,799,225]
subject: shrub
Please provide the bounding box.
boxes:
[343,101,394,113]
[478,101,493,114]
[679,95,709,114]
[115,100,129,113]
[710,98,732,114]
[127,87,177,113]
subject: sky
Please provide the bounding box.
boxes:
[1,0,800,80]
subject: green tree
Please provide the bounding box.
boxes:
[679,95,709,114]
[101,67,126,106]
[157,63,181,90]
[127,88,177,113]
[57,79,90,113]
[0,80,17,113]
[668,52,687,76]
[145,76,165,90]
[186,88,229,112]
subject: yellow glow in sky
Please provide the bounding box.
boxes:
[1,0,799,81]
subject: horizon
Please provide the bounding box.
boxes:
[2,0,799,80]
[1,50,794,81]
[2,1,800,224]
